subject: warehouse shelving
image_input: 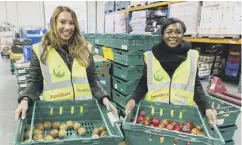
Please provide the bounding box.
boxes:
[184,37,242,45]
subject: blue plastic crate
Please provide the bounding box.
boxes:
[225,69,239,77]
[226,62,240,70]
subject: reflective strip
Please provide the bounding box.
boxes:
[75,96,93,100]
[72,77,89,84]
[38,43,52,84]
[148,82,170,90]
[44,80,72,91]
[146,51,153,85]
[171,83,194,92]
[170,100,188,105]
[184,50,196,92]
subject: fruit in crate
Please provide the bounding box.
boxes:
[92,128,101,135]
[25,124,31,131]
[170,121,177,126]
[145,116,151,122]
[43,121,52,130]
[161,119,169,126]
[24,131,31,139]
[185,121,194,129]
[180,125,191,133]
[59,129,67,139]
[52,121,61,129]
[100,131,107,137]
[78,127,87,136]
[158,122,165,129]
[196,125,202,131]
[33,134,44,141]
[136,115,144,124]
[36,123,44,131]
[60,123,68,130]
[73,122,81,131]
[99,126,106,132]
[92,134,99,138]
[139,110,146,117]
[151,117,160,127]
[49,129,59,138]
[191,128,199,135]
[144,120,150,126]
[66,120,74,129]
[33,129,43,136]
[174,123,182,131]
[166,124,174,130]
[44,135,54,141]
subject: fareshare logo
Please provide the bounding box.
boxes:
[154,70,163,82]
[53,65,65,78]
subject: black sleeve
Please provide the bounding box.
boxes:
[18,50,43,104]
[86,54,109,102]
[130,63,148,103]
[194,70,212,114]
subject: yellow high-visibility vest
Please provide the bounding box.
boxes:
[144,49,199,105]
[33,43,92,101]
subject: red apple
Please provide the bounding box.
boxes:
[139,110,146,117]
[161,119,169,126]
[196,125,202,131]
[174,124,181,131]
[180,125,191,133]
[158,122,165,129]
[144,120,150,126]
[170,121,177,126]
[185,121,194,129]
[151,117,160,127]
[150,124,154,128]
[166,124,174,130]
[136,115,144,124]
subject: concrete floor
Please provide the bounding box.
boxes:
[0,57,241,145]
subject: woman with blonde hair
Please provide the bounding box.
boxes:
[15,6,116,120]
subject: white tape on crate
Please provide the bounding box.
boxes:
[100,80,106,85]
[95,48,99,54]
[18,69,26,74]
[18,76,26,81]
[20,83,27,88]
[121,45,128,50]
[114,84,117,89]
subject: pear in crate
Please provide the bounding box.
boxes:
[43,121,52,130]
[59,123,68,130]
[59,129,67,139]
[98,126,106,132]
[44,135,54,141]
[52,121,61,130]
[92,134,99,138]
[92,128,101,135]
[78,127,87,136]
[49,129,59,138]
[33,134,44,141]
[24,131,31,139]
[36,123,44,131]
[66,120,74,129]
[100,131,107,137]
[73,122,81,131]
[33,129,43,136]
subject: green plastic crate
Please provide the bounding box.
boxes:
[98,75,111,96]
[112,49,144,66]
[218,125,237,141]
[112,89,131,109]
[92,45,104,56]
[17,75,29,83]
[95,34,160,51]
[16,68,30,75]
[123,100,225,145]
[14,99,123,145]
[112,62,143,81]
[112,76,139,95]
[207,96,241,127]
[94,55,111,68]
[83,33,100,44]
[225,140,234,145]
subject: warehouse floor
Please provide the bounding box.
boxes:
[0,57,240,145]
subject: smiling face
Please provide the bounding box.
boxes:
[163,23,184,48]
[56,11,75,43]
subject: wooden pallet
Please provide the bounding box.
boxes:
[129,3,146,8]
[198,34,241,39]
[184,34,198,38]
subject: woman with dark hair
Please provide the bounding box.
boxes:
[125,18,217,124]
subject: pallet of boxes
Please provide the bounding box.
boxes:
[94,34,160,116]
[0,23,13,57]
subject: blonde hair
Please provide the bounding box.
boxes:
[40,6,90,67]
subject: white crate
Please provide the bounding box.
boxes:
[198,62,210,71]
[198,69,211,78]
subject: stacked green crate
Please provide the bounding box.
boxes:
[93,55,111,97]
[207,96,240,145]
[14,63,30,94]
[94,34,160,111]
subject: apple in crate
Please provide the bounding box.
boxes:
[151,117,160,127]
[158,122,166,129]
[139,110,146,117]
[166,124,174,130]
[196,125,202,132]
[170,121,177,126]
[180,125,191,133]
[185,121,194,129]
[174,124,182,131]
[161,119,169,126]
[145,116,151,122]
[136,116,144,124]
[144,120,150,126]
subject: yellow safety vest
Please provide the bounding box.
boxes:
[33,43,92,101]
[144,49,199,105]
